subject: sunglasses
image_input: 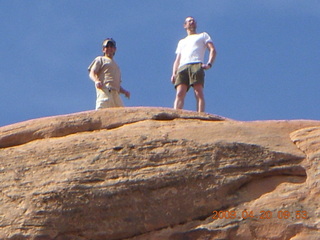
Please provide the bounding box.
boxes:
[185,18,195,23]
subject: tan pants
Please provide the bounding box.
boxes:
[95,86,124,110]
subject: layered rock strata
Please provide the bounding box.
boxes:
[0,107,319,240]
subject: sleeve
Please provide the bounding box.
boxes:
[175,40,183,55]
[88,56,102,73]
[203,32,213,44]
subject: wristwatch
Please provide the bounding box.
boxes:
[207,63,212,68]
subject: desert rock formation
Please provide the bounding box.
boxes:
[0,107,319,240]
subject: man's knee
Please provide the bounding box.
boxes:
[176,91,186,99]
[193,84,204,97]
[176,84,188,98]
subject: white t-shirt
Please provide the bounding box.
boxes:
[175,32,212,68]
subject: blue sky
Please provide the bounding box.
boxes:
[1,0,319,127]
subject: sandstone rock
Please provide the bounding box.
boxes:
[0,107,319,240]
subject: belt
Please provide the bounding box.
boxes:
[106,86,116,92]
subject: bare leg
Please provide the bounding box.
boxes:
[193,83,205,112]
[174,84,188,110]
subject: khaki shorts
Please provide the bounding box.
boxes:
[174,63,205,90]
[95,86,124,110]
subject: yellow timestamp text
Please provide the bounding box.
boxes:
[212,210,308,220]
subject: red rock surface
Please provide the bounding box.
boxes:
[0,107,319,240]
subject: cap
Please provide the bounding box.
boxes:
[102,38,116,48]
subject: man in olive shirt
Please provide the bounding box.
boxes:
[88,38,130,109]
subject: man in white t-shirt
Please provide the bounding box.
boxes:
[88,38,130,110]
[171,17,217,112]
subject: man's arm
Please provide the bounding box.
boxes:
[89,69,103,89]
[207,42,216,65]
[171,53,181,84]
[120,86,130,99]
[203,42,217,70]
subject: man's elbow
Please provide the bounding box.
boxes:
[89,71,95,78]
[211,47,217,56]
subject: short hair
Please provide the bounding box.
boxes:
[184,16,195,23]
